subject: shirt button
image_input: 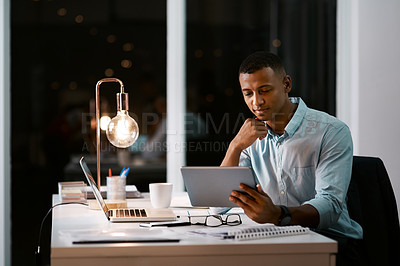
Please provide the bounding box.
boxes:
[280,191,285,195]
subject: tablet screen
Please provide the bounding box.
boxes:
[181,166,256,207]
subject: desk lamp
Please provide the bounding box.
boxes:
[95,78,139,189]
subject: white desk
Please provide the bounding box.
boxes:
[51,193,337,266]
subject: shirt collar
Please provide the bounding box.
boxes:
[284,97,307,138]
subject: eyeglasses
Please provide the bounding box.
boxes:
[186,214,242,227]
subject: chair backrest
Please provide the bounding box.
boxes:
[347,156,400,265]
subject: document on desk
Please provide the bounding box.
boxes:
[173,208,244,218]
[188,225,310,241]
[59,228,180,245]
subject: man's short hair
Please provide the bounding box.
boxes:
[239,51,286,77]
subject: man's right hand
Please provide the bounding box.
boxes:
[221,118,268,166]
[231,118,268,150]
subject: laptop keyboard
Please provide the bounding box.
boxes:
[109,208,147,218]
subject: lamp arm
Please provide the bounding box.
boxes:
[95,78,125,189]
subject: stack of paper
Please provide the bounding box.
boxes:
[58,181,87,203]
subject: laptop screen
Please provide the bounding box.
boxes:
[79,157,110,218]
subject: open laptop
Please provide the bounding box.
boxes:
[181,166,257,207]
[79,157,176,222]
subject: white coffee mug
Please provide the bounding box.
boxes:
[149,183,173,208]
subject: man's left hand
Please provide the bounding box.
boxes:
[229,184,281,224]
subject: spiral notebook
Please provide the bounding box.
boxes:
[190,225,310,241]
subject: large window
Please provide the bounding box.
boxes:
[186,0,337,166]
[11,1,166,265]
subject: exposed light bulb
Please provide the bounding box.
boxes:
[106,110,139,148]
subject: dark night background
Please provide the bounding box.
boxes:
[10,0,336,265]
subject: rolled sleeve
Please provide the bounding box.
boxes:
[302,124,353,230]
[239,148,252,167]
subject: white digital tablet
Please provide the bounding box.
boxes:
[180,166,257,207]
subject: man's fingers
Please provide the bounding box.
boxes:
[238,183,264,200]
[234,118,267,150]
[255,124,268,131]
[229,195,250,209]
[248,119,268,133]
[254,126,268,138]
[256,184,269,196]
[231,190,259,207]
[229,194,258,221]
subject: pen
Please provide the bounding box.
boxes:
[139,221,191,227]
[121,167,130,178]
[120,167,126,176]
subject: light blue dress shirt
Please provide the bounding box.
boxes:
[239,97,363,239]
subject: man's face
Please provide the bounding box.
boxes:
[239,67,291,122]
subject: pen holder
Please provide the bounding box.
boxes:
[106,175,126,201]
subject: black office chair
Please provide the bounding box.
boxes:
[347,156,400,266]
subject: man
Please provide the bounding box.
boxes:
[221,51,363,265]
